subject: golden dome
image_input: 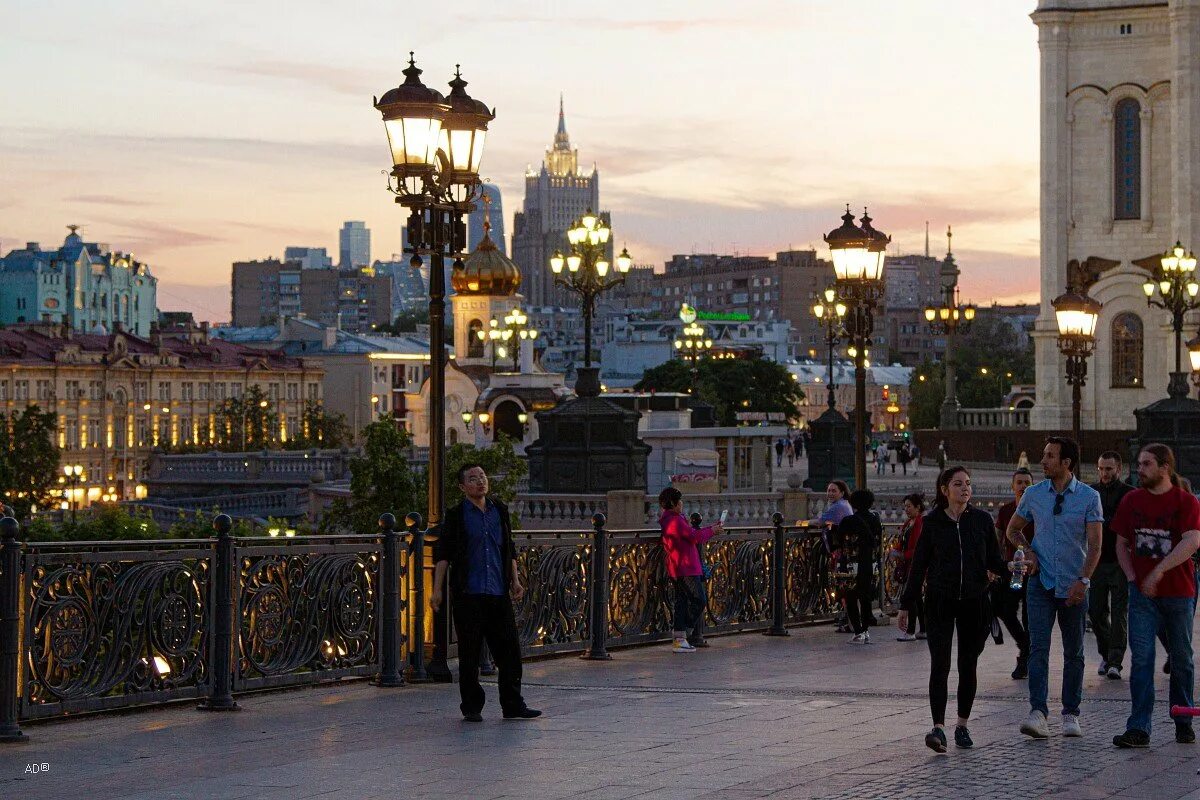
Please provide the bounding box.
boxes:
[452,220,521,296]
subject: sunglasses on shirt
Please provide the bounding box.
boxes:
[1053,493,1065,516]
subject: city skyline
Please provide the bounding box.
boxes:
[2,1,1039,322]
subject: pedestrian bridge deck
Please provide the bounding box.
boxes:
[1,616,1196,800]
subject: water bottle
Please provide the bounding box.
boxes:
[1010,548,1026,591]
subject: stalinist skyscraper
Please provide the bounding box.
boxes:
[511,97,607,307]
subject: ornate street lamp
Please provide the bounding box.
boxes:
[62,463,83,525]
[1052,286,1102,445]
[375,54,493,529]
[1143,240,1200,398]
[825,207,889,489]
[886,401,901,431]
[812,288,847,411]
[549,213,632,396]
[674,303,713,393]
[922,227,975,429]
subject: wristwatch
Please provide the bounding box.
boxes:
[1078,577,1091,587]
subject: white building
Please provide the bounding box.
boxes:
[1032,0,1200,429]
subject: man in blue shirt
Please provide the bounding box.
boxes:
[432,463,539,722]
[1006,437,1103,740]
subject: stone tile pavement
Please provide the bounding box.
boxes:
[0,615,1197,800]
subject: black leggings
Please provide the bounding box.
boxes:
[925,593,988,725]
[845,569,874,635]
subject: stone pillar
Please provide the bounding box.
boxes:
[1172,0,1200,247]
[781,488,810,525]
[605,489,646,529]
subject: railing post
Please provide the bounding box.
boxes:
[198,514,239,711]
[0,517,25,741]
[404,513,432,683]
[375,513,404,687]
[764,512,789,637]
[582,512,612,660]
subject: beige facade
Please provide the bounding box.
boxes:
[1032,0,1200,429]
[0,324,322,505]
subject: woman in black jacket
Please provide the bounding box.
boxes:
[837,489,882,644]
[898,466,1006,753]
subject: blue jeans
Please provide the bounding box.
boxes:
[1127,583,1196,734]
[1026,581,1088,716]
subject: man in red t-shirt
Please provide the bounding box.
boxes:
[994,468,1035,679]
[1110,444,1200,748]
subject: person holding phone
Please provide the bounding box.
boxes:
[659,487,723,653]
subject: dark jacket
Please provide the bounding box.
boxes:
[434,497,517,596]
[836,509,882,570]
[900,505,1005,611]
[1090,478,1135,564]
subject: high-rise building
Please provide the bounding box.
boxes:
[284,247,333,270]
[338,221,370,269]
[468,184,506,256]
[0,226,158,336]
[511,97,606,307]
[231,258,390,333]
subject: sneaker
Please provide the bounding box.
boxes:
[687,637,711,648]
[1106,665,1122,680]
[1011,657,1028,680]
[462,711,483,722]
[1097,661,1108,676]
[1113,729,1150,748]
[1063,715,1082,737]
[955,725,974,749]
[896,632,917,642]
[1178,725,1196,744]
[925,726,948,753]
[915,631,927,640]
[502,708,542,720]
[1021,710,1050,739]
[1164,656,1172,675]
[849,633,867,644]
[672,638,697,654]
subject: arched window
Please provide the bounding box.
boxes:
[467,319,484,358]
[1114,98,1142,220]
[1111,312,1143,388]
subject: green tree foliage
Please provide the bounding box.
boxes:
[635,358,805,426]
[327,416,423,534]
[0,404,60,519]
[907,315,1035,429]
[213,384,279,451]
[299,400,352,449]
[20,506,259,542]
[444,434,529,511]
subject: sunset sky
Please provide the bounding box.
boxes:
[1,1,1041,322]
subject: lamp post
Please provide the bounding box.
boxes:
[886,401,901,431]
[1188,334,1200,399]
[1052,286,1102,445]
[1143,240,1200,399]
[63,464,83,525]
[825,206,889,489]
[674,303,712,393]
[812,288,847,410]
[549,213,632,396]
[479,307,538,371]
[923,227,976,429]
[375,54,493,527]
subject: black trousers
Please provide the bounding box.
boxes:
[993,579,1030,659]
[925,593,988,725]
[672,576,705,634]
[452,593,526,716]
[690,579,709,642]
[845,568,874,635]
[906,595,926,635]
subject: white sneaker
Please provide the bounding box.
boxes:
[1020,710,1049,739]
[849,632,870,644]
[672,638,696,654]
[1062,714,1082,737]
[896,633,917,642]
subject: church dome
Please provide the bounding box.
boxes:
[452,221,521,296]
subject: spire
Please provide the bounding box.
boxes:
[946,225,953,257]
[554,93,570,150]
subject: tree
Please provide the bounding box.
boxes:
[326,417,423,534]
[213,384,279,451]
[635,358,806,427]
[445,434,528,512]
[296,400,352,449]
[0,405,60,519]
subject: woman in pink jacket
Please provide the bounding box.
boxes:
[658,487,724,653]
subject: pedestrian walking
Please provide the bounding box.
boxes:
[1089,450,1136,681]
[994,468,1034,680]
[899,466,1006,752]
[875,442,890,476]
[794,432,805,458]
[1111,444,1200,748]
[1017,451,1030,471]
[431,463,540,722]
[785,439,795,467]
[775,438,785,467]
[1005,437,1103,740]
[912,443,921,476]
[895,492,927,641]
[837,489,883,644]
[658,487,724,654]
[898,443,912,475]
[937,440,947,473]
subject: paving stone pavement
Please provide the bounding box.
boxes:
[0,615,1197,800]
